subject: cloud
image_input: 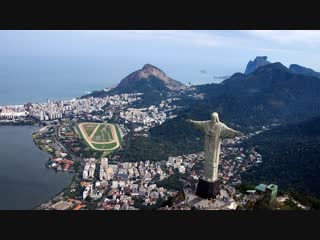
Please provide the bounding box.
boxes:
[1,30,313,58]
[249,47,304,54]
[108,30,317,51]
[243,30,320,47]
[77,30,236,48]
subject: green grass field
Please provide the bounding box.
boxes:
[75,125,91,148]
[77,123,122,154]
[92,142,117,150]
[115,125,123,146]
[92,124,113,142]
[83,124,98,137]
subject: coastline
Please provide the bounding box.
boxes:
[32,172,75,210]
[29,124,76,210]
[0,124,75,210]
[33,124,78,210]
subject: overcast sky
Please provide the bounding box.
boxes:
[1,30,320,86]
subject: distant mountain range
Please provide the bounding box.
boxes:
[82,56,320,133]
[122,58,320,164]
[83,59,320,111]
[289,64,320,79]
[81,57,320,127]
[244,56,320,79]
[213,75,231,80]
[201,61,320,126]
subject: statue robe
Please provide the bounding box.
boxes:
[190,120,240,182]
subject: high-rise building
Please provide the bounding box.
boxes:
[83,170,88,180]
[266,184,278,204]
[89,164,95,178]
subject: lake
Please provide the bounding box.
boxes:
[0,125,73,210]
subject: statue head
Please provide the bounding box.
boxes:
[211,112,220,123]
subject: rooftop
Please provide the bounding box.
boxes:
[255,184,267,192]
[267,184,278,191]
[246,190,256,194]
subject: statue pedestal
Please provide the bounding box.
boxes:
[195,179,220,199]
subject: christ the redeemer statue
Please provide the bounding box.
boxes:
[186,112,243,199]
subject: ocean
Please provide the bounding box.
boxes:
[0,55,217,106]
[0,56,122,106]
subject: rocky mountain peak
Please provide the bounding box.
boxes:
[142,63,161,71]
[244,56,271,75]
[116,64,186,91]
[140,64,169,81]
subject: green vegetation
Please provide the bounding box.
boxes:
[241,116,320,198]
[237,183,257,194]
[72,161,81,173]
[92,124,113,142]
[280,199,303,210]
[85,201,98,210]
[74,125,104,158]
[133,197,165,210]
[160,191,185,208]
[115,125,123,145]
[92,142,117,150]
[120,105,248,162]
[157,172,185,191]
[76,125,91,149]
[76,123,120,153]
[84,76,170,107]
[63,184,84,199]
[121,135,172,161]
[121,116,205,162]
[120,63,320,163]
[83,124,97,137]
[288,191,320,210]
[112,76,171,106]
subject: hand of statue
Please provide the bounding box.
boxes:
[237,131,244,137]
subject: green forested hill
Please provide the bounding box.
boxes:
[241,116,320,197]
[121,62,320,163]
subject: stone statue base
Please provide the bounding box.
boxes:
[195,179,221,199]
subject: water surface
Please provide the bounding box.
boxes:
[0,125,73,210]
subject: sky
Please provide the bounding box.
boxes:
[1,30,320,105]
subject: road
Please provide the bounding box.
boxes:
[54,124,82,162]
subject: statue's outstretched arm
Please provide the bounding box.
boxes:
[220,124,243,139]
[186,119,207,130]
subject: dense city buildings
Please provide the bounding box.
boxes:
[2,90,303,210]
